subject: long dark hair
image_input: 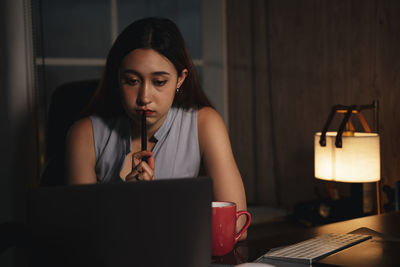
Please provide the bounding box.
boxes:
[84,17,212,117]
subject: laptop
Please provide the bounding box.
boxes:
[27,177,213,267]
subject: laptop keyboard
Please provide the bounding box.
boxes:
[261,233,371,264]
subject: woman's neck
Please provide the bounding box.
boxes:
[129,116,164,142]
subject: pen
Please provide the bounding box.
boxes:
[141,112,148,163]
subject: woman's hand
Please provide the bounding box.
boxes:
[125,151,155,182]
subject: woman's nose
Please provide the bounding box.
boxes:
[137,83,152,105]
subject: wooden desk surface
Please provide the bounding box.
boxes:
[212,211,400,266]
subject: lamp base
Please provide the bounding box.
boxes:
[293,195,367,227]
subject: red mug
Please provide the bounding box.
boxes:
[212,201,251,256]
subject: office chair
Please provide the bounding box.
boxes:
[40,79,99,186]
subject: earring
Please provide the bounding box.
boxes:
[176,88,180,93]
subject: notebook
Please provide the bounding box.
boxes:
[27,177,213,267]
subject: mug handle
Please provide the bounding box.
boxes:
[234,210,251,243]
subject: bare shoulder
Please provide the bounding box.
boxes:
[67,117,93,138]
[198,106,226,130]
[66,117,94,147]
[197,107,229,154]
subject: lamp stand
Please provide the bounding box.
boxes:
[376,181,381,214]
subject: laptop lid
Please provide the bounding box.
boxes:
[27,177,213,267]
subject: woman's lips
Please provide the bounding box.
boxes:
[137,110,155,116]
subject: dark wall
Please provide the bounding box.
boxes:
[227,0,400,209]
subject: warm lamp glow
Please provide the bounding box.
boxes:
[314,132,380,183]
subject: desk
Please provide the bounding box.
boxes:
[211,211,400,266]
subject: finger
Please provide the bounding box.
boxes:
[126,162,153,182]
[129,169,153,181]
[147,155,155,169]
[139,171,154,181]
[125,164,144,182]
[132,151,154,165]
[137,161,154,179]
[125,171,139,182]
[133,150,153,160]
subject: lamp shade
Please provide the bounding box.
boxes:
[314,132,380,183]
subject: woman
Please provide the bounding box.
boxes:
[65,17,248,239]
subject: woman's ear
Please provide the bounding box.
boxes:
[177,69,188,89]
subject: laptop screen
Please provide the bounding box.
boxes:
[28,177,213,267]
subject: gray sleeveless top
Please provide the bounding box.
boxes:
[89,107,201,183]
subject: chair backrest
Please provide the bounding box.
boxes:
[40,79,99,186]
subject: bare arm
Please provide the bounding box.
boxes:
[198,107,248,240]
[65,117,97,184]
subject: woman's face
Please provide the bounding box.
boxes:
[119,48,187,132]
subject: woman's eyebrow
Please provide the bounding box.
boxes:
[152,71,170,76]
[122,69,140,76]
[122,70,170,76]
[121,70,143,81]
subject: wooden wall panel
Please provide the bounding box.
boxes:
[226,0,256,203]
[253,0,278,204]
[268,0,377,208]
[226,0,278,205]
[226,0,400,210]
[376,0,400,188]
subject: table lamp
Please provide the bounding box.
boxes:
[314,101,381,214]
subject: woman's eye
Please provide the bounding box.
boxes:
[124,77,139,86]
[154,80,167,86]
